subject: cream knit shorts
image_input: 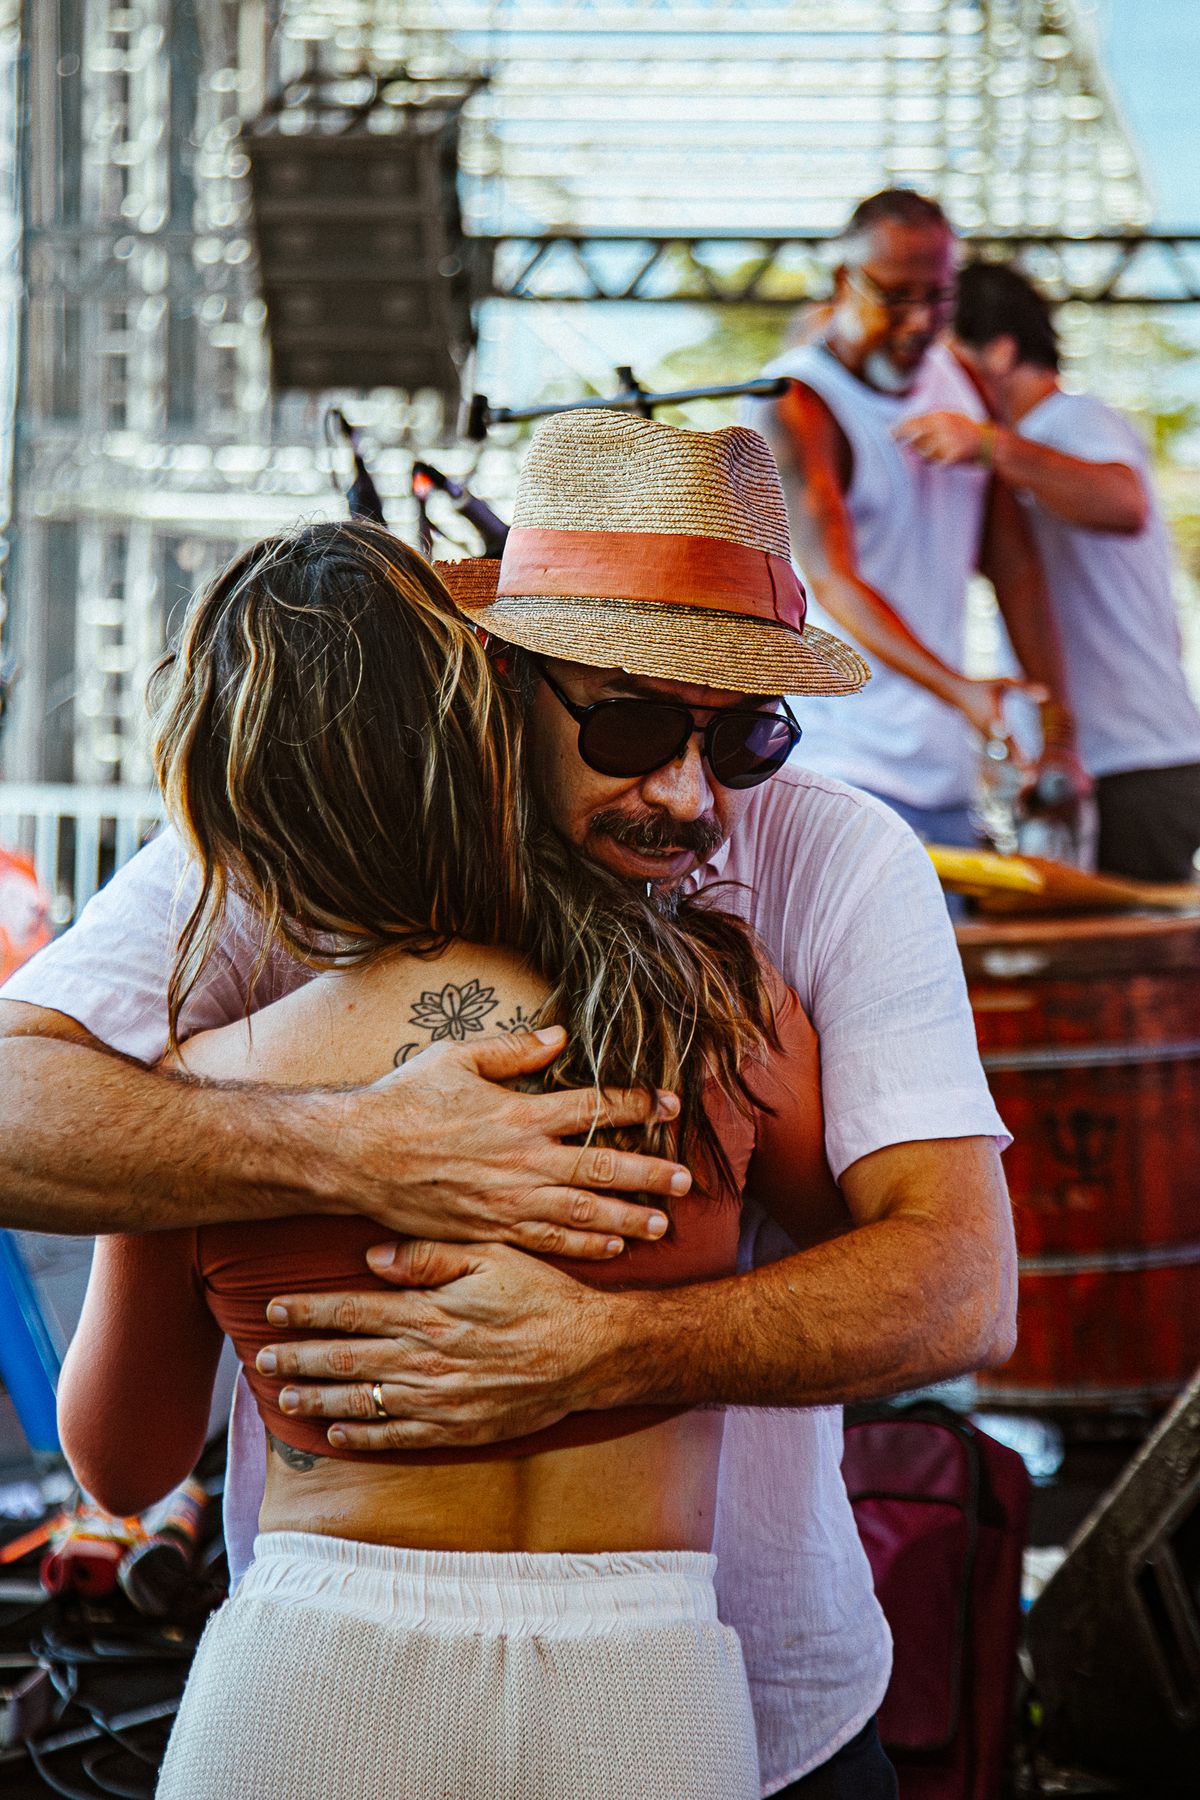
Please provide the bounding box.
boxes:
[156,1531,760,1800]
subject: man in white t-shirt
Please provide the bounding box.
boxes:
[751,188,1086,848]
[898,259,1200,881]
[0,413,1014,1797]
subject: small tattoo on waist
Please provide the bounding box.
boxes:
[267,1430,325,1472]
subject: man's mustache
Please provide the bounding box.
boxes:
[588,808,726,862]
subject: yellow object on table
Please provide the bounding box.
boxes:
[927,846,1200,914]
[927,847,1045,899]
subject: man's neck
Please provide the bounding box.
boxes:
[1003,365,1059,426]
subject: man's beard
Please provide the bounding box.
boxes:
[863,346,921,395]
[587,806,726,877]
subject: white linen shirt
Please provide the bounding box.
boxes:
[1014,389,1200,780]
[2,765,1008,1794]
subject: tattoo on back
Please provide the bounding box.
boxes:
[496,1004,536,1036]
[410,979,499,1041]
[393,978,500,1067]
[266,1431,325,1473]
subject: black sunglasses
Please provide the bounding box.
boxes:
[538,664,802,791]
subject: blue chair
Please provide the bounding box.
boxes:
[0,1230,61,1454]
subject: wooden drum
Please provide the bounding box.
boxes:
[958,912,1200,1409]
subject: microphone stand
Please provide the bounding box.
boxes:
[411,462,510,559]
[466,366,790,440]
[325,408,388,526]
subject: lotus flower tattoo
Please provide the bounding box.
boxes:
[408,980,499,1043]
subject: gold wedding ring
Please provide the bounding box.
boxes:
[371,1381,389,1420]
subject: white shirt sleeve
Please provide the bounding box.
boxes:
[813,827,1009,1176]
[730,773,1010,1179]
[0,828,294,1061]
[1022,391,1144,470]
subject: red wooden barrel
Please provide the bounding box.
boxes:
[958,912,1200,1408]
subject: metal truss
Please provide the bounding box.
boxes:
[484,232,1200,308]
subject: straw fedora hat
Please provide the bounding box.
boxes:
[437,409,869,696]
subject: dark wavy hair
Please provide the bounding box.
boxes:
[954,260,1060,372]
[150,520,777,1183]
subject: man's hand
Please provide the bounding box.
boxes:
[1027,743,1094,815]
[0,1004,686,1248]
[904,409,1149,534]
[259,1138,1017,1446]
[952,673,1048,741]
[258,1240,610,1450]
[323,1026,688,1259]
[895,409,988,467]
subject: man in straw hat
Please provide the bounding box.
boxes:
[254,410,1016,1796]
[0,410,1014,1797]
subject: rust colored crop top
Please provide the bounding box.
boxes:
[59,982,838,1507]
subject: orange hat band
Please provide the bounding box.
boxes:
[484,527,807,631]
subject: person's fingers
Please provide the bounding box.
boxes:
[567,1142,691,1205]
[261,1339,416,1388]
[280,1382,485,1430]
[540,1181,676,1239]
[282,1382,375,1419]
[325,1418,479,1452]
[363,1239,478,1289]
[281,1382,381,1421]
[457,1026,565,1082]
[537,1148,689,1203]
[526,1082,680,1137]
[1000,676,1050,706]
[262,1276,452,1335]
[506,1217,626,1260]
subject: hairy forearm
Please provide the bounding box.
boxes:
[992,430,1147,534]
[588,1212,1016,1411]
[763,393,968,709]
[0,1035,345,1233]
[808,568,967,707]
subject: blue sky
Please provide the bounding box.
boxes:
[1100,1,1200,224]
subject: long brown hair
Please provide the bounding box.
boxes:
[151,520,776,1181]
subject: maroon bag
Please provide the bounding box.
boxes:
[842,1402,1031,1800]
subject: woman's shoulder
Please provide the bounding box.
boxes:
[175,941,548,1086]
[748,954,808,1045]
[361,941,547,1067]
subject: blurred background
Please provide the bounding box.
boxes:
[0,0,1198,925]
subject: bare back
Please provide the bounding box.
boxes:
[175,940,726,1555]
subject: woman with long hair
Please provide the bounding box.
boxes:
[58,519,844,1800]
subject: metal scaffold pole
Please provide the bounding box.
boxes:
[0,0,1181,816]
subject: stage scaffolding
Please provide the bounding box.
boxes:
[0,0,1179,798]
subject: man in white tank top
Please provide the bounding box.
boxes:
[750,189,1085,846]
[899,259,1200,882]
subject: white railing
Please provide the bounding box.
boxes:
[0,783,163,927]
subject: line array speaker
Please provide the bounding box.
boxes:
[243,76,479,405]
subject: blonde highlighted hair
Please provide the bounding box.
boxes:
[151,520,777,1182]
